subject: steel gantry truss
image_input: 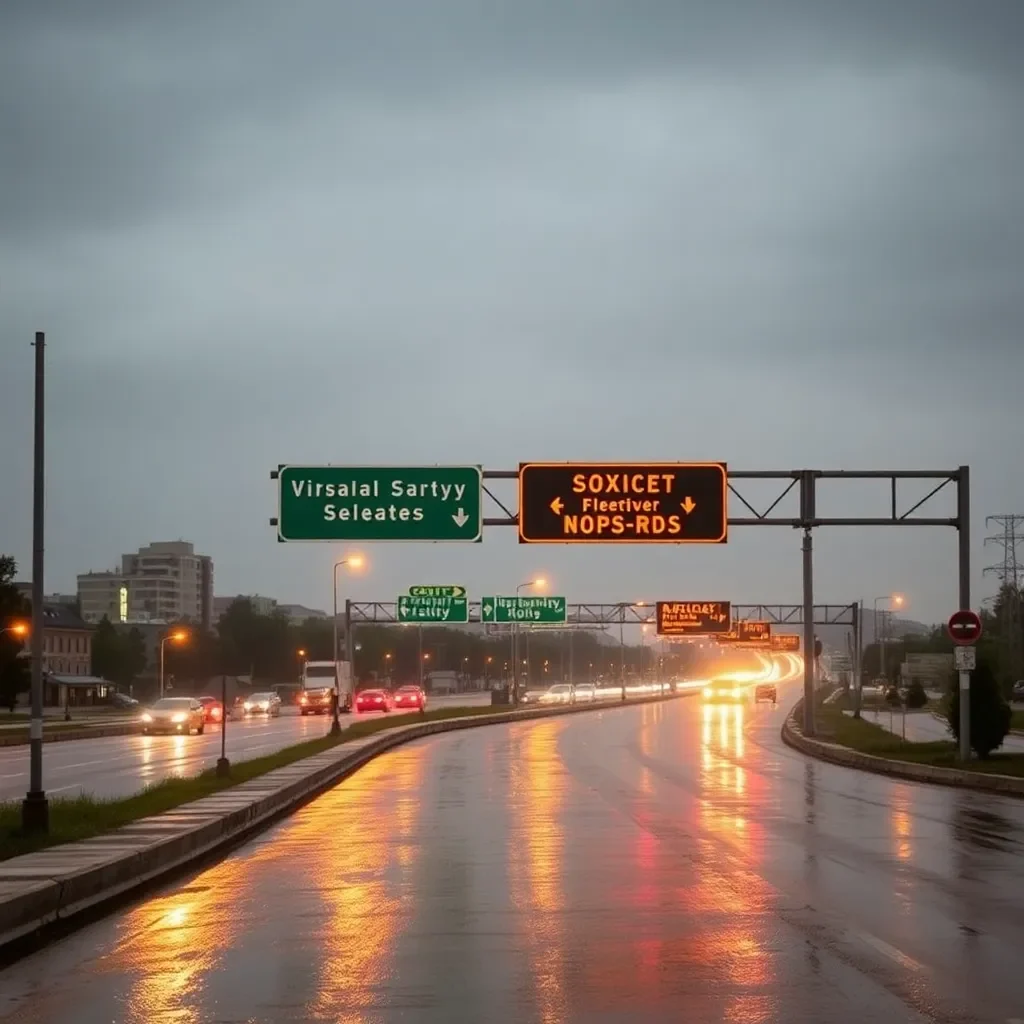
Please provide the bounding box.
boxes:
[348,601,858,628]
[473,467,968,747]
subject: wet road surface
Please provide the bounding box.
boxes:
[0,693,490,802]
[2,681,1024,1022]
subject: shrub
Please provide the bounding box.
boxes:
[884,685,902,707]
[945,659,1012,758]
[904,679,928,709]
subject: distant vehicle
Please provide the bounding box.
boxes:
[196,695,226,723]
[140,697,205,735]
[242,692,282,716]
[302,660,353,712]
[574,683,597,702]
[393,685,426,710]
[298,687,334,716]
[754,683,777,705]
[702,679,747,703]
[355,688,393,713]
[110,692,139,710]
[542,683,574,704]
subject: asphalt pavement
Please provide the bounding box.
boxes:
[2,680,1023,1022]
[0,693,491,803]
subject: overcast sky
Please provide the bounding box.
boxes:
[2,1,1023,632]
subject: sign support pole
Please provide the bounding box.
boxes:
[957,465,971,762]
[802,528,816,736]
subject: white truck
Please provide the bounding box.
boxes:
[300,660,353,714]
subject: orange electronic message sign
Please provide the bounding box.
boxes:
[656,601,731,636]
[734,620,772,643]
[771,633,801,652]
[517,462,728,543]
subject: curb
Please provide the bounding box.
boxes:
[782,698,1024,798]
[0,723,139,747]
[0,689,689,959]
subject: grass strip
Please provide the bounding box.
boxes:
[812,692,1024,779]
[0,703,508,861]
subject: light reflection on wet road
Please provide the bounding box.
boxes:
[2,682,1024,1022]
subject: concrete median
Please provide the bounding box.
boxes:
[781,697,1024,799]
[0,687,692,960]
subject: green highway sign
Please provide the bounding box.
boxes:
[276,465,482,542]
[397,594,469,623]
[409,585,466,598]
[480,595,567,624]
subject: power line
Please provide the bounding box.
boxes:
[983,514,1024,684]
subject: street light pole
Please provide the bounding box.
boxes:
[331,556,363,736]
[22,332,48,834]
[512,578,546,704]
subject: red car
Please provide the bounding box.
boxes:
[393,685,427,711]
[355,688,393,713]
[196,696,226,723]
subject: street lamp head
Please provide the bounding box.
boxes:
[170,630,188,643]
[346,554,365,569]
[532,577,547,589]
[297,648,307,658]
[892,593,905,608]
[8,622,28,638]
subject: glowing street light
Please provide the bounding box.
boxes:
[331,553,366,734]
[159,629,189,698]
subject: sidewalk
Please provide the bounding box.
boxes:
[845,706,1024,752]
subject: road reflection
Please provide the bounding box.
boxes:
[508,720,569,1024]
[694,700,776,1022]
[302,745,426,1022]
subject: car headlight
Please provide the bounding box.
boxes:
[703,687,712,697]
[171,712,187,723]
[140,712,152,723]
[243,703,251,710]
[259,702,269,709]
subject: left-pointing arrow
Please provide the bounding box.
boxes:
[550,497,564,515]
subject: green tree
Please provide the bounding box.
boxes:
[0,555,30,711]
[945,657,1012,758]
[91,617,149,688]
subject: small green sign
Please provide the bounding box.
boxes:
[409,585,466,598]
[480,596,567,624]
[276,465,482,542]
[397,594,470,623]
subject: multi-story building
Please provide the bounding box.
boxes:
[277,603,328,624]
[77,541,213,631]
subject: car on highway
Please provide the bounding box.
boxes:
[393,685,427,710]
[754,682,777,704]
[702,679,748,703]
[298,687,334,715]
[574,683,597,701]
[110,691,140,710]
[355,688,394,713]
[242,692,282,717]
[140,697,206,735]
[196,696,227,723]
[541,683,574,704]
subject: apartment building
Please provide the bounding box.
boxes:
[77,540,213,630]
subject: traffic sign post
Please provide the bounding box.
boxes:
[947,609,982,761]
[397,594,469,624]
[655,601,731,636]
[480,596,567,624]
[517,462,728,543]
[276,465,482,542]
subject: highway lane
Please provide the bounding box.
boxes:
[0,693,491,803]
[4,680,1024,1022]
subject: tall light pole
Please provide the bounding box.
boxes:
[159,629,189,698]
[513,577,546,702]
[22,332,48,834]
[873,593,905,683]
[332,554,364,734]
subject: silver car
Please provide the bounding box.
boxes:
[242,692,282,716]
[574,683,597,702]
[140,697,205,735]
